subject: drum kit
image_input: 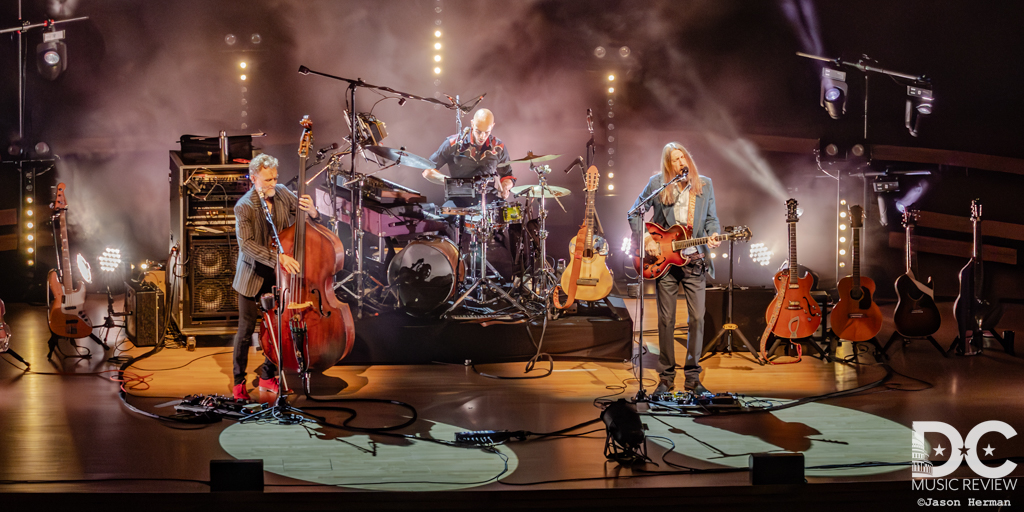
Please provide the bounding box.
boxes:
[322,137,574,319]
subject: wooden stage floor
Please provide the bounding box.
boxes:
[1,295,1023,510]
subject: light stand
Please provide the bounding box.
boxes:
[700,232,764,364]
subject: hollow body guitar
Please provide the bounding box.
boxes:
[767,199,821,339]
[892,209,941,337]
[831,205,883,341]
[558,165,612,306]
[0,299,11,352]
[48,183,92,339]
[633,224,750,280]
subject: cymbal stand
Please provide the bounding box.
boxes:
[523,164,564,303]
[443,178,527,317]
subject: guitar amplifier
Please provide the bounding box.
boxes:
[126,279,165,347]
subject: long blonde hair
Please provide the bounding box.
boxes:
[659,141,703,205]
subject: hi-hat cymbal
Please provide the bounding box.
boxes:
[498,151,562,167]
[511,184,572,198]
[362,145,435,170]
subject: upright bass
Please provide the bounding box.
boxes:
[259,116,355,374]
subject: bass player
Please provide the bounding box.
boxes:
[628,142,720,394]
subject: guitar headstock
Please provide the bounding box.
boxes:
[54,182,67,210]
[970,198,982,223]
[584,165,600,192]
[785,198,799,223]
[902,208,919,228]
[727,226,752,242]
[298,115,313,158]
[849,204,864,229]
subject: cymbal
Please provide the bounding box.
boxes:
[511,184,572,198]
[499,151,562,167]
[362,145,435,170]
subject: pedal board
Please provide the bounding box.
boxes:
[175,394,252,418]
[647,390,743,411]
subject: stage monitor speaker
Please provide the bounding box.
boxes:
[210,459,263,492]
[125,280,165,347]
[749,452,805,485]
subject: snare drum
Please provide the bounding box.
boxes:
[387,236,465,314]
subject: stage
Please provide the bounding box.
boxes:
[1,296,1022,510]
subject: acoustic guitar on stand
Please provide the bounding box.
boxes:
[633,224,751,280]
[47,183,93,339]
[765,199,821,339]
[556,165,612,307]
[831,205,883,341]
[892,208,941,337]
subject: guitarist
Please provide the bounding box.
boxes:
[231,153,322,401]
[628,142,720,394]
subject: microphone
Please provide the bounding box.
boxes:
[586,108,594,132]
[562,156,584,174]
[297,65,310,75]
[316,142,339,160]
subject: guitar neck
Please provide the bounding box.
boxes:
[852,222,861,285]
[59,209,73,292]
[788,221,798,284]
[670,232,720,252]
[584,187,595,251]
[973,214,983,297]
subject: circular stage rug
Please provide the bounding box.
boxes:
[220,419,518,491]
[645,399,915,476]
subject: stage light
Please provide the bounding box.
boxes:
[434,55,441,62]
[619,46,631,58]
[839,262,846,268]
[608,87,615,94]
[840,224,847,231]
[710,253,717,259]
[608,172,614,178]
[608,74,615,81]
[27,247,33,254]
[434,30,442,37]
[839,236,846,243]
[722,253,728,258]
[434,42,442,50]
[607,184,614,191]
[26,197,33,204]
[819,68,848,120]
[239,62,247,69]
[840,199,847,205]
[99,248,122,272]
[250,33,261,45]
[240,74,247,81]
[839,249,846,256]
[26,210,32,216]
[749,242,774,266]
[225,34,237,45]
[77,254,92,284]
[905,85,934,137]
[37,28,68,81]
[594,46,607,58]
[840,211,847,218]
[608,160,614,167]
[434,67,441,74]
[27,259,34,266]
[26,234,33,242]
[621,236,631,253]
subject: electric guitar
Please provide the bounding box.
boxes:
[557,165,612,307]
[766,199,821,339]
[831,205,883,341]
[0,299,11,353]
[893,209,941,337]
[953,199,1002,355]
[633,224,751,280]
[47,183,92,339]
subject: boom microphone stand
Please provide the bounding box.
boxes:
[626,174,685,400]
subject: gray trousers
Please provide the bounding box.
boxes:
[655,259,706,385]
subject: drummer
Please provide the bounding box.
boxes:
[421,108,515,207]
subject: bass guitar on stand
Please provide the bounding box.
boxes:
[47,183,92,340]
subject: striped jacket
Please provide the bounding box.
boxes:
[232,185,302,298]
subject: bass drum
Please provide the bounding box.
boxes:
[388,236,465,314]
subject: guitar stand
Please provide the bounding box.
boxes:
[883,332,948,358]
[949,330,1016,357]
[765,333,832,363]
[1,348,30,369]
[702,323,765,365]
[46,332,109,361]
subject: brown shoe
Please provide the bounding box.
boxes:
[654,378,675,394]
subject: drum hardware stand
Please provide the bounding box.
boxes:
[700,232,764,364]
[626,174,686,401]
[528,163,566,303]
[444,177,527,317]
[297,65,474,318]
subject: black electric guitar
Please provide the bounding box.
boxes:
[953,199,1003,355]
[893,209,941,337]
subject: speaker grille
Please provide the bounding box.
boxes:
[188,236,239,318]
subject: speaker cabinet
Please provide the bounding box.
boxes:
[126,280,165,347]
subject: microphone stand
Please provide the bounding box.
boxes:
[626,174,685,401]
[244,188,306,423]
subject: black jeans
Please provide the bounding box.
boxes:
[232,277,277,386]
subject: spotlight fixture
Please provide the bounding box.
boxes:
[36,28,67,81]
[905,85,934,137]
[819,68,848,120]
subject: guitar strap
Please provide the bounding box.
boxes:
[687,183,696,232]
[553,225,588,310]
[759,274,802,365]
